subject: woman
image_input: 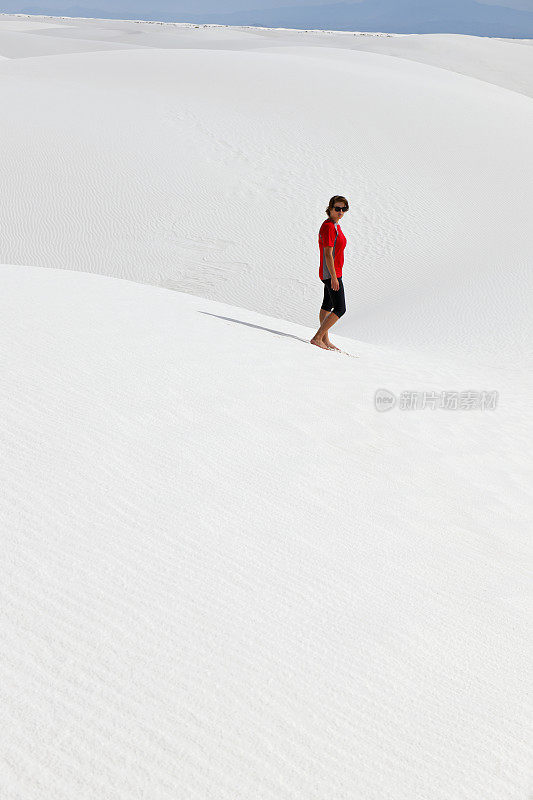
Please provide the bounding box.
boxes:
[310,195,348,351]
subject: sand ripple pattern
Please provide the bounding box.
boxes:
[0,265,530,799]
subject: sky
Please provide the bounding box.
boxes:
[1,0,533,39]
[1,0,532,15]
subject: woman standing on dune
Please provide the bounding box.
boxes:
[310,195,348,350]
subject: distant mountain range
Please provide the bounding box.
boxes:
[12,0,533,37]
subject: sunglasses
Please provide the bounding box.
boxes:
[334,206,348,212]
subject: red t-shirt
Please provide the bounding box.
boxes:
[318,219,346,280]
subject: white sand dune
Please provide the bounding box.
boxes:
[0,14,531,800]
[2,15,533,97]
[0,16,532,369]
[1,263,530,800]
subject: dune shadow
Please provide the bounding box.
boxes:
[197,311,311,345]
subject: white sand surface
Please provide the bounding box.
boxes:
[0,15,531,800]
[1,263,530,799]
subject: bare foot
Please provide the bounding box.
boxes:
[324,339,340,351]
[310,337,330,350]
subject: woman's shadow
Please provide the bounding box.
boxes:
[197,311,311,346]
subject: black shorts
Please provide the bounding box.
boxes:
[321,277,346,318]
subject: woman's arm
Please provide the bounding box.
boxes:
[324,246,339,290]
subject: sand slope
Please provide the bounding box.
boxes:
[0,263,529,799]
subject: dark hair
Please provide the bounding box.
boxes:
[325,195,349,218]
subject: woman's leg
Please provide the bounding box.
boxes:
[312,281,335,348]
[311,279,346,348]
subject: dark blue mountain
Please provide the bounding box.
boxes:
[181,0,533,38]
